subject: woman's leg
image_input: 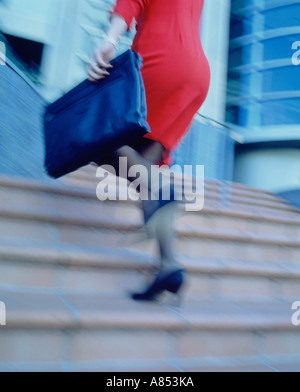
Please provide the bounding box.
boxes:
[97,140,180,275]
[119,142,180,275]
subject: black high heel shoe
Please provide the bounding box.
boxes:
[131,269,185,304]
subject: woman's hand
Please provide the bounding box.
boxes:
[87,41,116,83]
[88,15,128,82]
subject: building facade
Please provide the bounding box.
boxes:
[227,0,300,193]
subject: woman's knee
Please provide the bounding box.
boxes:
[140,141,166,164]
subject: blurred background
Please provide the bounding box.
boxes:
[0,0,300,372]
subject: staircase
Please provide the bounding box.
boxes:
[0,165,300,372]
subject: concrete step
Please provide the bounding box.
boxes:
[0,175,299,245]
[76,164,296,215]
[60,181,298,217]
[0,172,300,372]
[67,164,285,201]
[65,165,299,212]
[2,173,300,223]
[0,288,299,371]
[1,174,299,224]
[64,174,299,216]
[1,355,299,372]
[1,187,300,265]
[175,231,300,268]
[0,242,300,301]
[1,184,300,239]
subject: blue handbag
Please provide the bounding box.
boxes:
[43,50,150,178]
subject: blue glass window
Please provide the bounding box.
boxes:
[226,105,239,124]
[263,5,300,30]
[262,66,300,93]
[229,44,252,68]
[227,72,252,97]
[264,34,300,61]
[261,99,300,125]
[230,16,244,39]
[228,0,300,129]
[232,0,256,9]
[229,48,244,68]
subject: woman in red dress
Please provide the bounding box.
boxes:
[88,0,210,302]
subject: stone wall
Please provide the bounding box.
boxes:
[0,59,48,180]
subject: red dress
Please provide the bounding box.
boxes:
[112,0,211,163]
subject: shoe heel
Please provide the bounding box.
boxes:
[131,269,185,304]
[166,280,182,294]
[165,272,184,308]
